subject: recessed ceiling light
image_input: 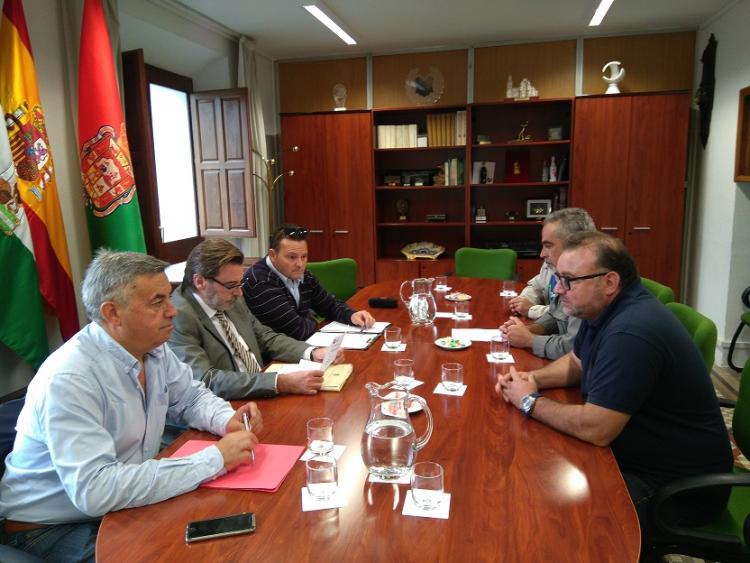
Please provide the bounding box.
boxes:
[303,2,357,45]
[589,0,616,26]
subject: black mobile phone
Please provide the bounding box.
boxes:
[185,512,256,543]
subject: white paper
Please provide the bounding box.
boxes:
[451,314,473,320]
[499,290,518,297]
[299,444,346,461]
[321,333,344,371]
[381,342,407,352]
[368,470,412,484]
[434,285,452,293]
[486,353,515,364]
[306,331,377,350]
[434,312,453,318]
[451,328,501,342]
[402,491,451,519]
[301,487,347,511]
[433,383,467,396]
[397,379,424,391]
[319,321,390,334]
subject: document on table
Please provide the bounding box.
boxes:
[171,440,303,492]
[306,331,377,350]
[266,360,354,392]
[319,320,390,334]
[451,328,501,342]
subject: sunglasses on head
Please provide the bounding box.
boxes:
[281,226,308,239]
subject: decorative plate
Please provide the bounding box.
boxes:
[434,337,471,350]
[401,241,445,260]
[445,292,472,301]
[404,66,445,106]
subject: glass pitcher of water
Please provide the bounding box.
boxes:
[361,381,433,480]
[399,277,437,324]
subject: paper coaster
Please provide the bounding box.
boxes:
[499,291,518,297]
[434,312,453,319]
[451,314,473,321]
[381,342,407,352]
[392,379,423,391]
[368,470,412,484]
[301,487,347,511]
[402,491,451,519]
[433,383,467,396]
[485,353,515,364]
[434,286,452,292]
[299,444,346,461]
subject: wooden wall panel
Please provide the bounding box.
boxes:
[279,58,367,113]
[474,41,577,102]
[582,32,695,95]
[372,50,467,109]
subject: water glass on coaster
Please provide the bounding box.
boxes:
[502,280,516,296]
[441,362,464,392]
[411,461,444,510]
[306,455,338,500]
[453,300,470,319]
[435,275,448,291]
[393,358,415,386]
[306,417,334,455]
[384,326,402,350]
[490,334,511,360]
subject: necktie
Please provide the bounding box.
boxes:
[548,274,557,303]
[214,311,262,373]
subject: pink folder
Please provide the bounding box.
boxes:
[171,440,304,492]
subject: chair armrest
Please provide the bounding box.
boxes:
[650,472,750,550]
[719,397,737,409]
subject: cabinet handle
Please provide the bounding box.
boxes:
[632,226,652,231]
[333,230,349,234]
[309,229,324,234]
[600,227,618,231]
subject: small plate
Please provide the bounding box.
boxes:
[434,337,471,350]
[445,292,472,302]
[382,393,424,416]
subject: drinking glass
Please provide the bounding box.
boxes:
[410,461,444,510]
[306,417,334,455]
[490,334,510,360]
[384,326,402,350]
[502,280,516,296]
[393,358,415,386]
[434,275,448,291]
[454,300,470,319]
[441,362,464,392]
[306,455,338,500]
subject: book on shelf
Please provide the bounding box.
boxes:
[443,158,464,185]
[426,110,465,147]
[376,123,418,149]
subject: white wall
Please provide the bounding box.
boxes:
[691,0,750,367]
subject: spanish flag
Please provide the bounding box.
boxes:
[0,0,79,366]
[78,0,146,253]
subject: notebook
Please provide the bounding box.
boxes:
[266,361,354,392]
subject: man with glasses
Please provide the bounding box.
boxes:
[497,231,731,545]
[502,208,596,359]
[243,224,375,340]
[169,238,341,399]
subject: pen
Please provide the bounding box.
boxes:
[243,412,255,464]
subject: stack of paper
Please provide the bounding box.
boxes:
[306,331,378,350]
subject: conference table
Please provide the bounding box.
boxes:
[96,277,640,562]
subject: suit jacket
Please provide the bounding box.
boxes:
[168,285,309,399]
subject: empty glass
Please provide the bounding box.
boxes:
[384,326,402,350]
[490,334,511,360]
[306,417,334,455]
[306,455,338,500]
[393,358,415,386]
[453,300,470,319]
[441,362,464,392]
[502,280,516,296]
[411,461,444,510]
[434,275,448,291]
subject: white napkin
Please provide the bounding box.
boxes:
[451,314,473,320]
[433,383,467,396]
[434,311,453,318]
[402,491,451,519]
[381,342,407,352]
[299,444,346,461]
[486,353,515,364]
[368,470,412,484]
[301,487,347,511]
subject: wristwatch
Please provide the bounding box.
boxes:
[519,392,542,417]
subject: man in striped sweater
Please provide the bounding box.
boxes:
[243,225,375,341]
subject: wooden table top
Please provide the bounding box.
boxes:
[96,277,640,562]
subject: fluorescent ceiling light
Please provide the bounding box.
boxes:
[589,0,615,26]
[303,3,357,45]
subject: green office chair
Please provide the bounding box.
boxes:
[454,248,517,281]
[641,276,675,304]
[666,302,717,375]
[306,258,358,301]
[643,358,750,563]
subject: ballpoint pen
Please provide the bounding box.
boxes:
[243,412,255,464]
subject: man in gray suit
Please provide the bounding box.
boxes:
[169,239,341,399]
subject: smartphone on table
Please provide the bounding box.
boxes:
[185,512,256,543]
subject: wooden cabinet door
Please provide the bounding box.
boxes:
[571,96,631,238]
[324,112,375,286]
[625,93,689,294]
[281,114,329,259]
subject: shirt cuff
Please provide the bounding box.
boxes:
[303,346,315,361]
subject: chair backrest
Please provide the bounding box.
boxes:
[641,276,675,304]
[306,258,358,301]
[733,359,750,458]
[665,302,718,374]
[0,397,25,477]
[454,248,517,281]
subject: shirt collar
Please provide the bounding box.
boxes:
[192,290,219,318]
[266,255,301,288]
[88,321,164,375]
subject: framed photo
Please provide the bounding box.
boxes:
[471,161,495,184]
[526,199,552,219]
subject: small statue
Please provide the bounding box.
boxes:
[396,198,409,221]
[333,83,348,110]
[506,75,514,99]
[541,159,549,182]
[549,156,558,182]
[513,160,521,176]
[516,121,532,142]
[506,210,517,221]
[480,163,488,183]
[602,61,626,94]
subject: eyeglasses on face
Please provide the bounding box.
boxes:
[281,226,308,239]
[208,277,246,291]
[555,271,610,291]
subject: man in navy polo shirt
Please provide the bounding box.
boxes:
[497,231,731,542]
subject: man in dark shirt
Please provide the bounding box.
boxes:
[243,225,375,340]
[497,231,732,542]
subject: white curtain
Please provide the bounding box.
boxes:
[238,36,271,257]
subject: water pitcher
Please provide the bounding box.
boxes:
[399,277,437,324]
[361,381,433,480]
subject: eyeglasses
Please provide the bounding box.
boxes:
[281,226,308,239]
[555,271,610,291]
[208,277,246,291]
